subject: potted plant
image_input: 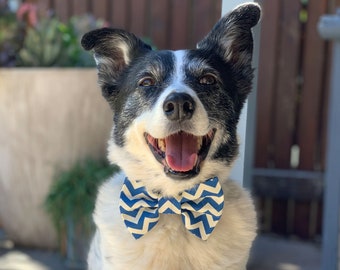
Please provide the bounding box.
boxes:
[1,2,107,67]
[0,2,113,248]
[0,1,22,66]
[45,159,119,269]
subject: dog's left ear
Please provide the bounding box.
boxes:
[81,28,152,102]
[197,3,261,67]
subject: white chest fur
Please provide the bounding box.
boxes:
[87,173,256,270]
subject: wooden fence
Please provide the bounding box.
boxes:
[36,0,222,50]
[27,0,340,239]
[254,0,340,239]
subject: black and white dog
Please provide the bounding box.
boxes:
[81,3,261,269]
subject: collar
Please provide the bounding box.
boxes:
[119,177,224,240]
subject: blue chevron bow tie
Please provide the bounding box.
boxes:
[119,177,224,240]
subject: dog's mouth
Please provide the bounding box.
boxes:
[144,129,216,180]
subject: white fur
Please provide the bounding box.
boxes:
[144,51,210,139]
[107,50,228,196]
[88,173,256,270]
[88,50,257,269]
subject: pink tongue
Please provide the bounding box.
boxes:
[165,132,198,172]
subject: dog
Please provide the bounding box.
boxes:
[81,3,261,269]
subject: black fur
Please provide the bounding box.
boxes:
[112,51,175,146]
[81,28,152,103]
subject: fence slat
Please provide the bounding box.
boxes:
[111,0,128,29]
[53,0,70,22]
[70,0,88,16]
[272,0,301,169]
[213,0,222,21]
[297,0,328,171]
[148,0,171,49]
[92,0,109,22]
[293,201,311,238]
[129,0,147,38]
[271,199,288,235]
[192,0,214,46]
[254,0,281,168]
[170,0,190,50]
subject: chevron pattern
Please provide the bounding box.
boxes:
[119,177,224,240]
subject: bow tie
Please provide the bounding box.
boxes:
[119,177,224,240]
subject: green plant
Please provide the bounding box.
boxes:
[45,159,119,245]
[0,2,107,67]
[17,14,106,67]
[0,4,23,66]
[17,17,67,66]
[68,14,108,67]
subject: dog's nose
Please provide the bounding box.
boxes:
[163,92,195,121]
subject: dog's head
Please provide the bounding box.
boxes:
[82,3,261,196]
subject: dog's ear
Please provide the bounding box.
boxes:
[81,28,152,102]
[197,3,260,108]
[197,3,261,66]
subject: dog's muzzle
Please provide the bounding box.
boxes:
[144,129,216,180]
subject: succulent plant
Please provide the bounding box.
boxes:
[1,1,107,67]
[17,14,105,67]
[0,4,23,66]
[1,3,153,68]
[17,17,66,66]
[45,159,119,244]
[67,14,108,67]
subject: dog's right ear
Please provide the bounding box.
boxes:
[81,28,152,102]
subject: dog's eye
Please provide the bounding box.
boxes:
[139,77,156,87]
[199,74,217,85]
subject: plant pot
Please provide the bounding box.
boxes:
[0,68,111,248]
[64,216,91,269]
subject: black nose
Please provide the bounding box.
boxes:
[163,92,195,121]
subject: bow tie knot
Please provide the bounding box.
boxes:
[119,177,224,240]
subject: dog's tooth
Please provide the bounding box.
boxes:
[158,139,166,151]
[197,137,203,149]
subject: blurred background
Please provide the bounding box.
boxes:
[1,0,340,269]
